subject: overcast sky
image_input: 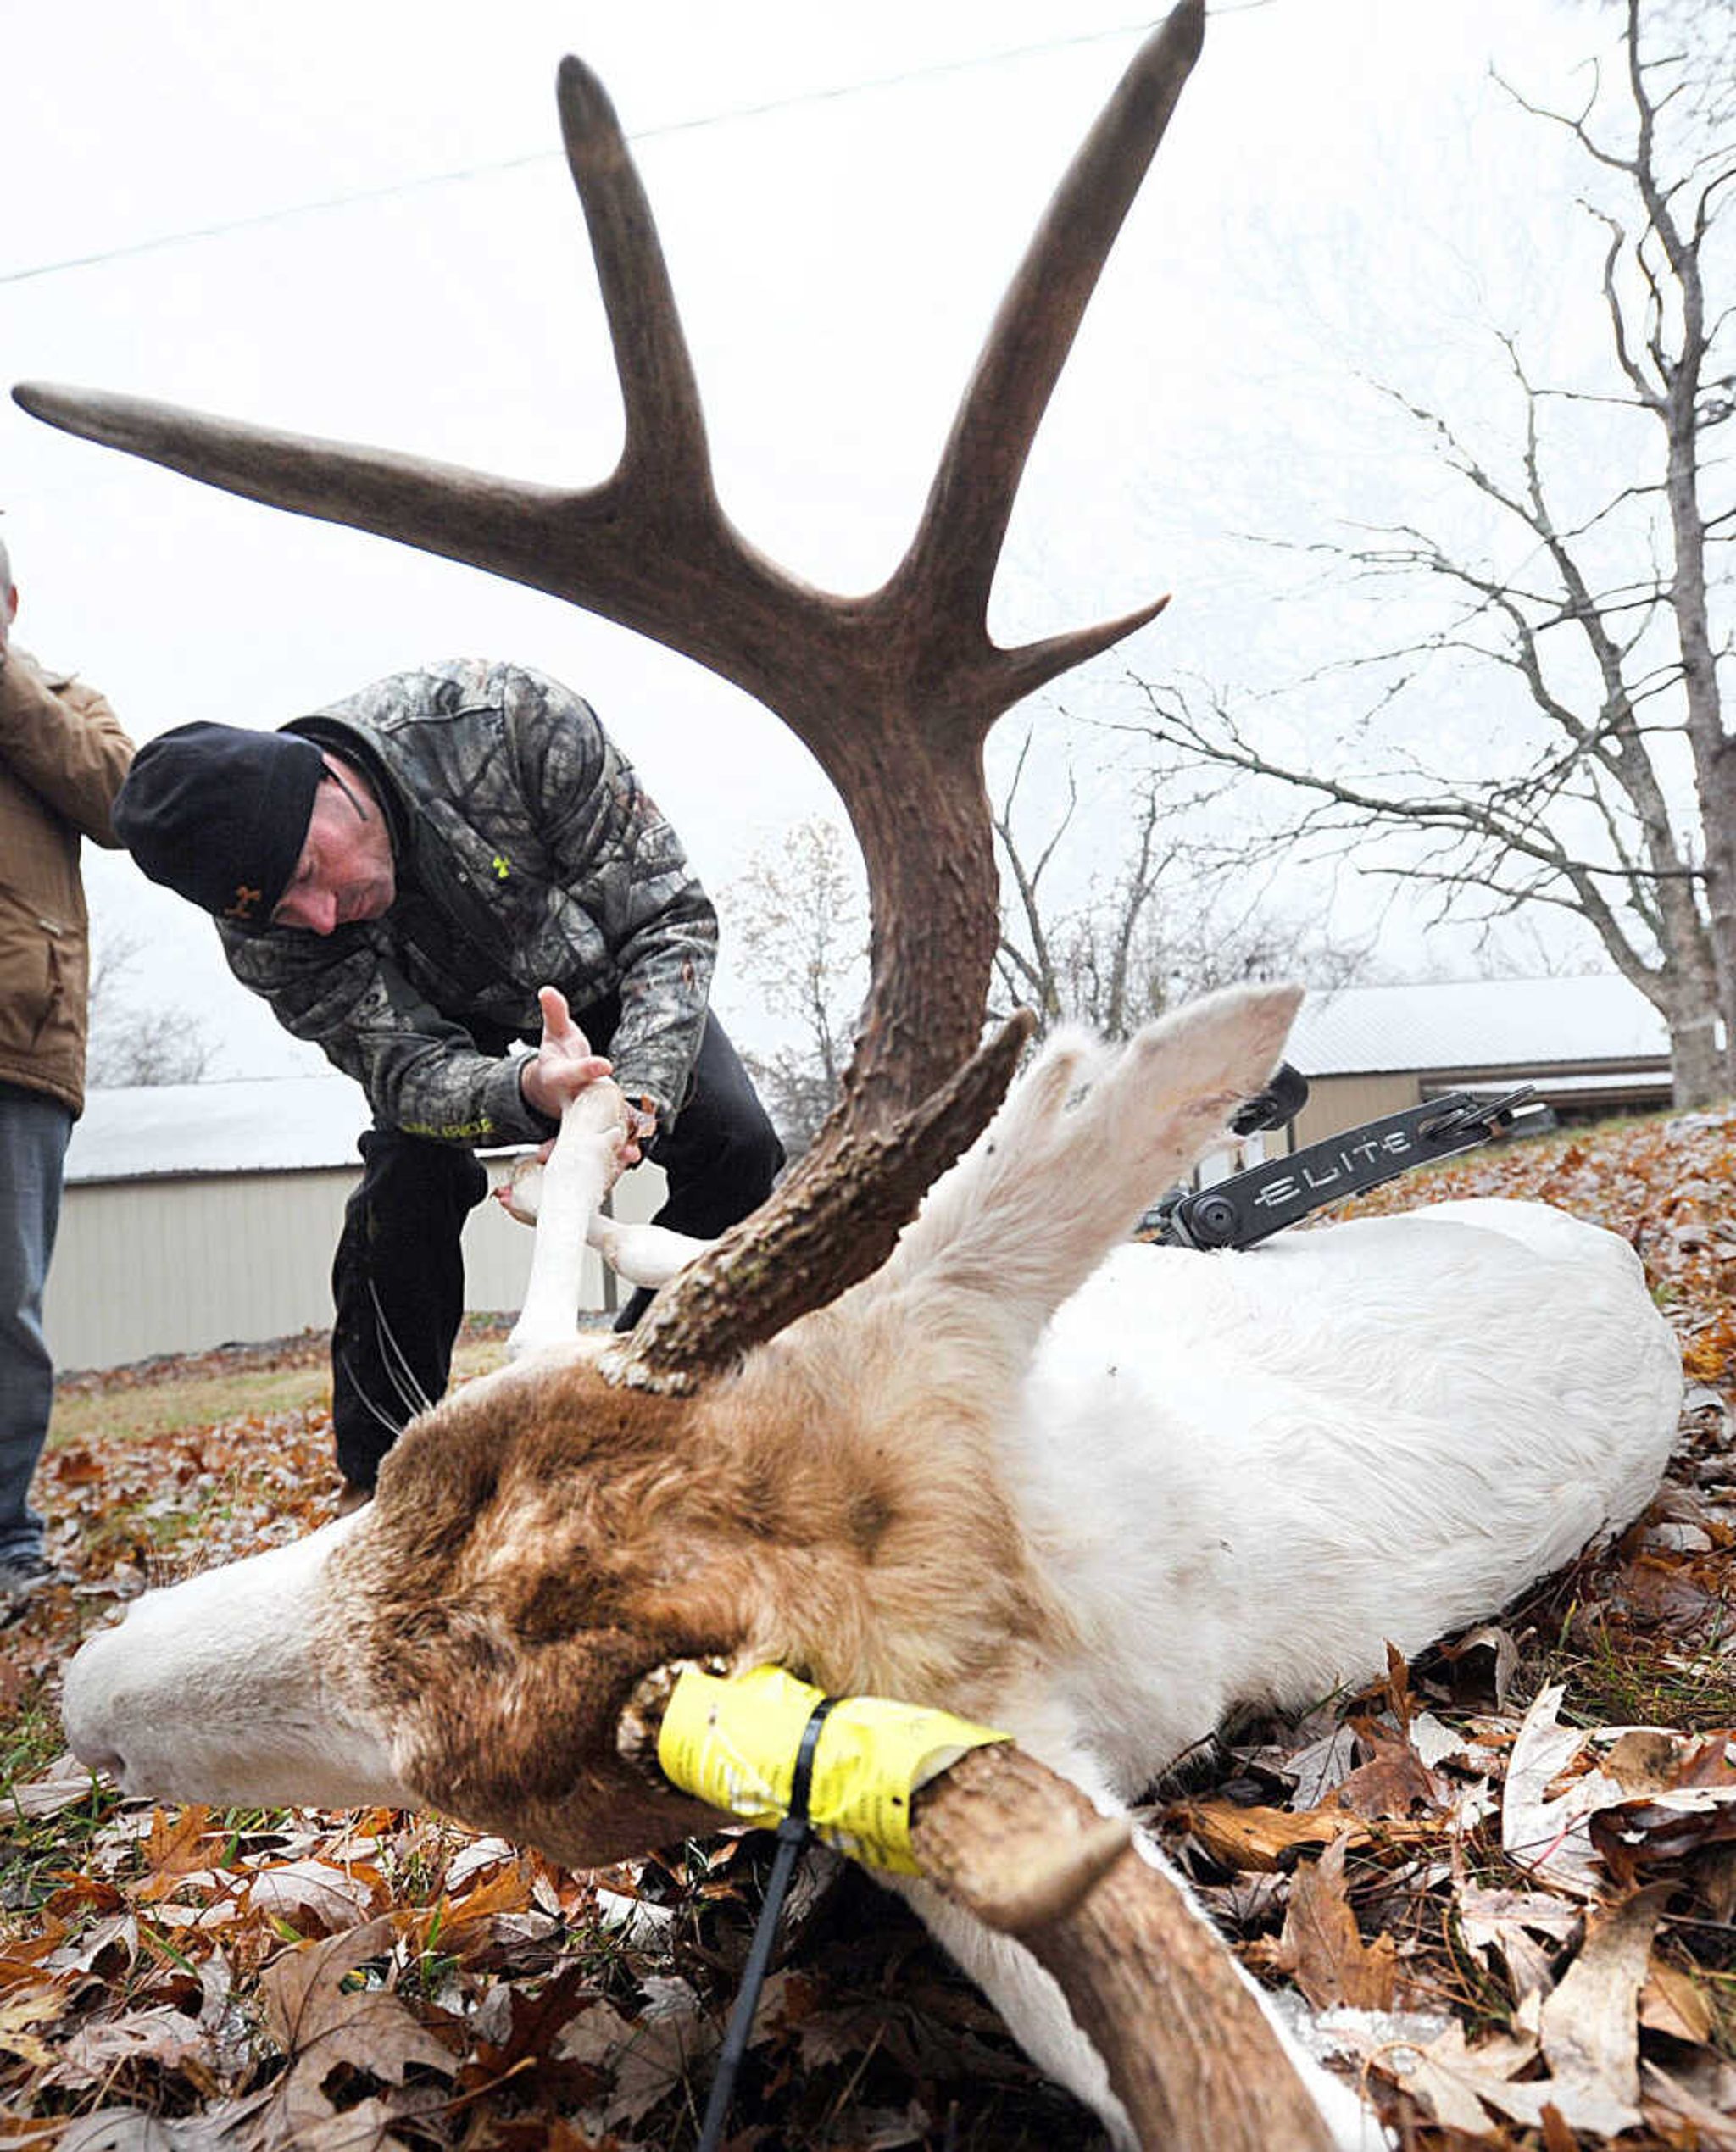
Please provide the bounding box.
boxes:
[3,0,1615,1078]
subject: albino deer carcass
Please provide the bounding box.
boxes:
[23,6,1683,2146]
[64,985,1680,2152]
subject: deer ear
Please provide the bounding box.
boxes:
[1127,981,1304,1122]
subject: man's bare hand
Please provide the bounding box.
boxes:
[516,987,654,1170]
[518,986,614,1120]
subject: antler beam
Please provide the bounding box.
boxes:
[615,1671,1336,2152]
[910,1743,1338,2152]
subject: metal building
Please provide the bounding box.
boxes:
[1279,975,1675,1148]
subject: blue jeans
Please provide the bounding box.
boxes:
[0,1082,73,1564]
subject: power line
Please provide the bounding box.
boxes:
[1,15,1170,292]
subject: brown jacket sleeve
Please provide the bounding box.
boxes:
[0,649,135,1115]
[0,650,135,847]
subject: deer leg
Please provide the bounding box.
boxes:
[587,1216,712,1288]
[507,991,631,1359]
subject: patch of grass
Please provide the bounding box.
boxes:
[47,1337,508,1452]
[47,1363,334,1451]
[1544,1618,1736,1730]
[2,1681,65,1790]
[1,1679,120,1915]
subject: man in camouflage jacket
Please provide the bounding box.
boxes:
[114,659,782,1501]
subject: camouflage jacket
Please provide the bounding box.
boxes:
[222,660,716,1146]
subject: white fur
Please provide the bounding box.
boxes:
[60,1511,415,1809]
[1002,1197,1678,1791]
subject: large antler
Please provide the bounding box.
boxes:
[14,3,1201,1385]
[912,1746,1338,2152]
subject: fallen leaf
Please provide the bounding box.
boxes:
[557,1995,718,2132]
[1601,1727,1682,1793]
[243,1857,383,1932]
[0,1985,64,2069]
[49,2003,214,2085]
[1277,1837,1396,2011]
[1501,1684,1628,1897]
[1456,1886,1581,2002]
[428,1860,536,1949]
[1639,1959,1714,2044]
[5,1752,108,1821]
[1530,1882,1671,2128]
[1171,1799,1367,1871]
[134,1805,218,1903]
[1336,2015,1537,2136]
[256,1916,456,2140]
[1330,1724,1449,1821]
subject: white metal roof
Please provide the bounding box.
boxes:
[62,974,1671,1183]
[68,1076,370,1184]
[1288,975,1670,1078]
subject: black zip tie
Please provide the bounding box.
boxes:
[695,1693,840,2152]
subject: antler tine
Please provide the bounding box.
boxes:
[893,0,1203,697]
[8,379,595,586]
[554,55,712,498]
[995,592,1174,710]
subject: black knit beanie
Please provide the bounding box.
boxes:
[114,722,326,927]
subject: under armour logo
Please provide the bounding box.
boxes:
[225,885,263,920]
[492,854,511,881]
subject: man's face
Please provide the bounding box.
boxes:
[270,767,396,934]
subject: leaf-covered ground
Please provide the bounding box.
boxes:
[3,1104,1733,2150]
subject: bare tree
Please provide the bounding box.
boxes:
[721,818,868,1158]
[1138,0,1734,1104]
[86,926,217,1087]
[993,732,1367,1041]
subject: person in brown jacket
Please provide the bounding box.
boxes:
[0,536,133,1614]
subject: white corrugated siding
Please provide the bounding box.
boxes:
[44,1157,669,1372]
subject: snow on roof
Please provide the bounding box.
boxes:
[1288,974,1671,1078]
[60,974,1670,1181]
[68,1076,370,1184]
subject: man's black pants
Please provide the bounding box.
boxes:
[330,1009,783,1489]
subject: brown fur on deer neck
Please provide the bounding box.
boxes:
[324,1325,1067,1869]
